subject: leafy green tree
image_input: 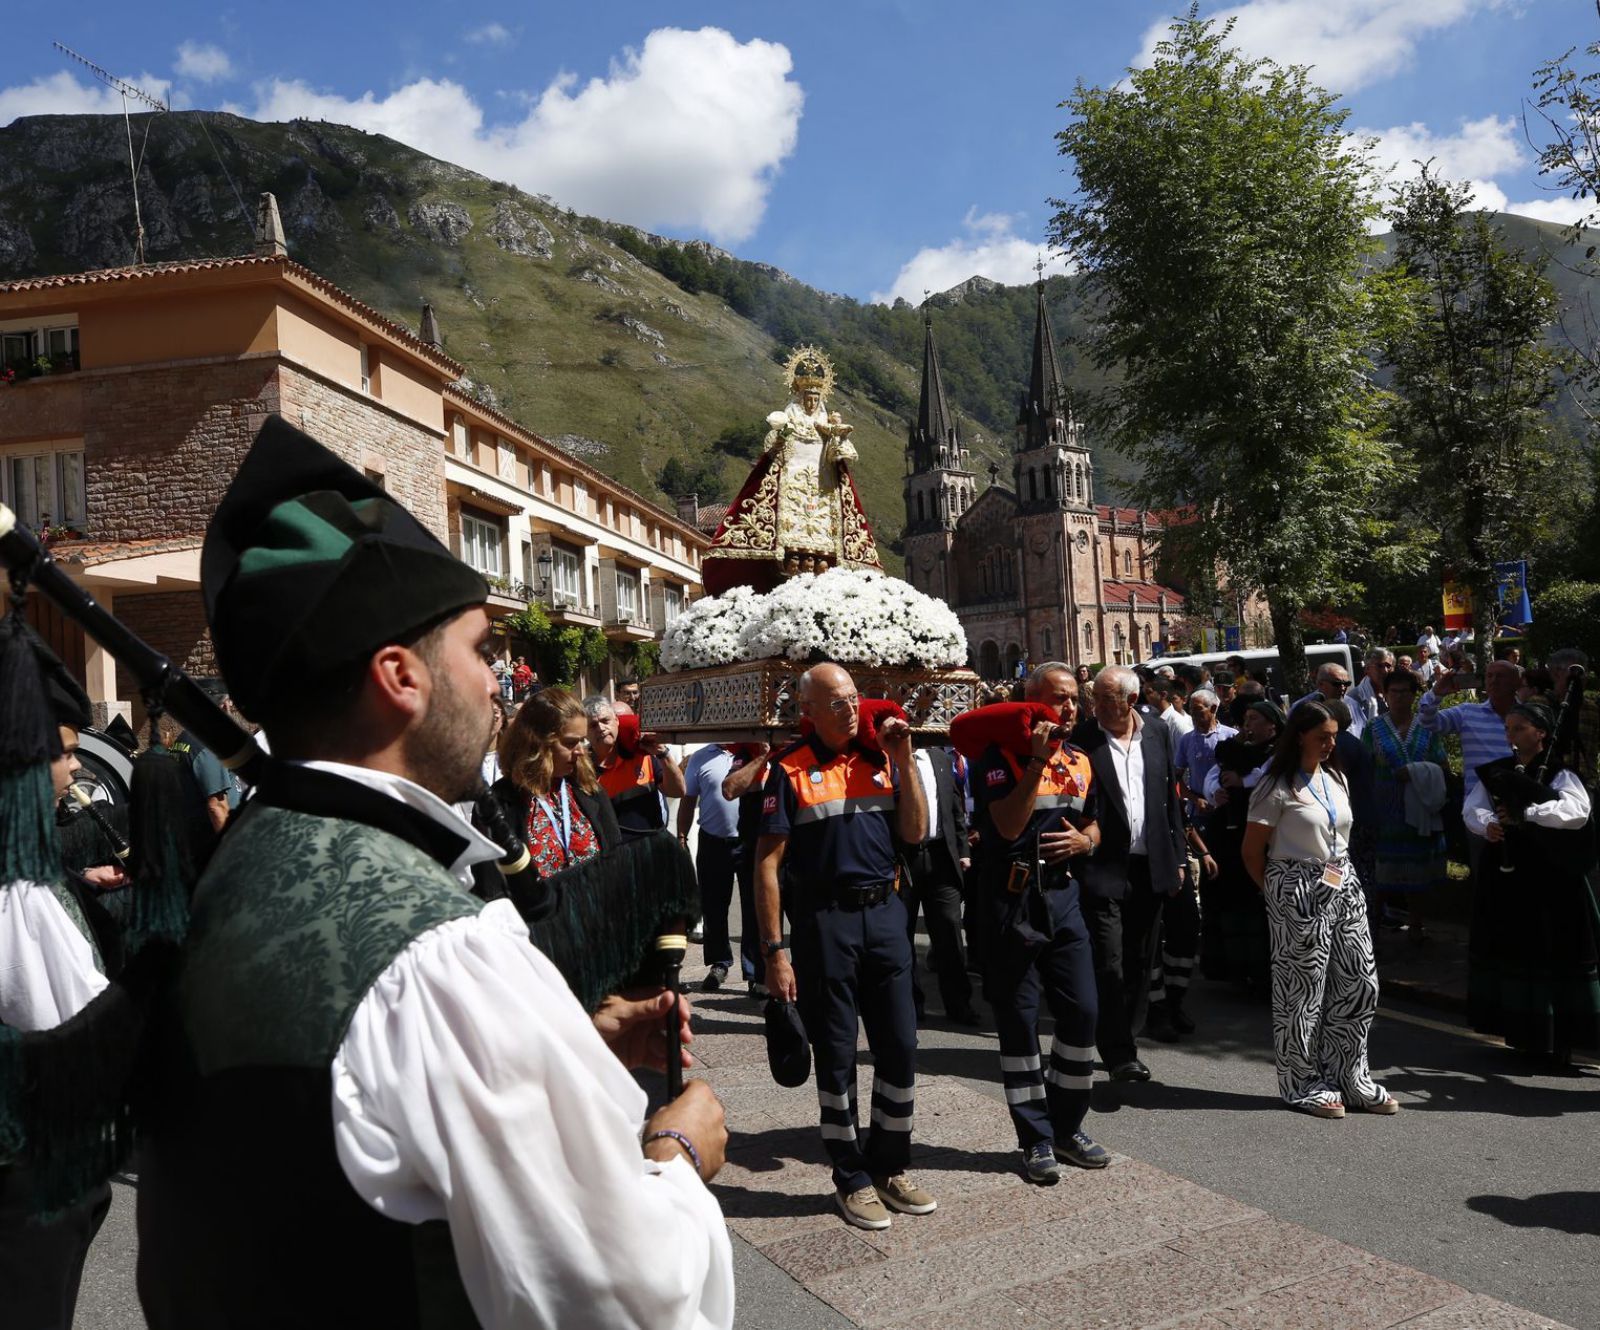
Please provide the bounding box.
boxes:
[1050,9,1394,692]
[657,454,726,504]
[1382,167,1572,672]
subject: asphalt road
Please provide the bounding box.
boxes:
[919,979,1600,1330]
[72,970,1596,1330]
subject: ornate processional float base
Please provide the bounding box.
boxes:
[637,661,980,744]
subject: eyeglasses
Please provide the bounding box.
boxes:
[826,695,861,714]
[1329,680,1351,690]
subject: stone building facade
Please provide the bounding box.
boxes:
[0,199,706,722]
[902,286,1186,678]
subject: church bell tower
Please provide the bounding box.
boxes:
[902,312,974,603]
[1013,273,1093,513]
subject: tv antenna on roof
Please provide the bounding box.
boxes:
[53,42,168,265]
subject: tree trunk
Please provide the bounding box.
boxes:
[1472,572,1500,680]
[1267,593,1310,698]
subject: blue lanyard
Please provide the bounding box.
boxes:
[1298,771,1338,834]
[535,782,573,854]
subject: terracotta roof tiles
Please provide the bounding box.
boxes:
[0,254,462,375]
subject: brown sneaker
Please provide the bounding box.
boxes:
[873,1172,938,1215]
[836,1184,891,1230]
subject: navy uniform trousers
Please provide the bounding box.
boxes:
[790,887,918,1194]
[983,875,1099,1150]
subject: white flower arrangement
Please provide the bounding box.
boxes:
[658,584,765,671]
[661,569,967,673]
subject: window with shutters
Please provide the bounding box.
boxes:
[460,511,503,577]
[1,446,86,530]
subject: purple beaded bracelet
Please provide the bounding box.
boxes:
[645,1128,702,1176]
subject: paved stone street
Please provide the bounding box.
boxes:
[77,927,1596,1330]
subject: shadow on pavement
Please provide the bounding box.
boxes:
[1466,1190,1600,1235]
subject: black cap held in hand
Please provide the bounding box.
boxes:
[764,997,812,1088]
[201,415,488,721]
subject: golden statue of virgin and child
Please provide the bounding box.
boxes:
[702,345,883,596]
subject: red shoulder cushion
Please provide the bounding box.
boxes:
[615,711,642,756]
[949,701,1063,761]
[798,696,907,752]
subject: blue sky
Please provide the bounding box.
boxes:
[3,2,1592,301]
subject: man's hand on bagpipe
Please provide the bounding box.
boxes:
[594,987,696,1075]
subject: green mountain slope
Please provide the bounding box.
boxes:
[0,111,1101,569]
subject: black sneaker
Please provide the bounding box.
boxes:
[1023,1142,1062,1185]
[701,963,729,993]
[1054,1132,1110,1170]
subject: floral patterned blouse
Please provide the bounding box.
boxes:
[525,779,599,877]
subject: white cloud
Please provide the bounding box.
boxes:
[871,210,1071,306]
[1135,0,1506,94]
[1500,196,1593,226]
[175,41,234,84]
[0,70,175,123]
[465,23,513,46]
[249,26,802,244]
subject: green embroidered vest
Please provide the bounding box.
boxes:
[181,802,481,1071]
[139,800,486,1329]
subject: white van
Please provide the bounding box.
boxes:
[1156,643,1355,700]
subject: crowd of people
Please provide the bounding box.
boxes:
[3,414,1597,1326]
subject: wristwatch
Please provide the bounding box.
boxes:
[762,938,787,958]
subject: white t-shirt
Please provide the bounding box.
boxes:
[1248,768,1353,862]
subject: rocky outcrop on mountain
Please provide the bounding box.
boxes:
[285,175,343,239]
[363,194,403,235]
[488,200,553,259]
[0,210,37,270]
[551,434,611,460]
[408,201,473,246]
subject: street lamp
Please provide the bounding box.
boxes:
[535,550,553,597]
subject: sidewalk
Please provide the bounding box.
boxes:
[689,953,1573,1330]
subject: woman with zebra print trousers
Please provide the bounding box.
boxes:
[1242,701,1400,1119]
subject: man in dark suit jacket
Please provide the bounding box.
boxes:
[896,740,979,1024]
[1070,665,1187,1081]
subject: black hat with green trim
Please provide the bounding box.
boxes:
[201,415,487,722]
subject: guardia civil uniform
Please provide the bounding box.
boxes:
[971,740,1101,1155]
[760,732,919,1197]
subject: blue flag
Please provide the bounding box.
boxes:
[1494,560,1532,626]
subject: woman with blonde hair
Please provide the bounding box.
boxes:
[490,686,621,882]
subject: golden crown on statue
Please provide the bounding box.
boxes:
[783,344,835,397]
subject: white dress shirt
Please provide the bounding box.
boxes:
[912,748,942,843]
[1104,718,1147,854]
[0,881,108,1031]
[1463,768,1591,838]
[312,764,734,1329]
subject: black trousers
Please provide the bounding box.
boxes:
[901,841,972,1015]
[696,833,741,969]
[790,890,919,1194]
[984,881,1098,1148]
[0,1173,111,1330]
[1083,855,1165,1068]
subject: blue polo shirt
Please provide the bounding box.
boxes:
[759,735,899,891]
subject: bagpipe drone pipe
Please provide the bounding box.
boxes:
[1476,667,1590,874]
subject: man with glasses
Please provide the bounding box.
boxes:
[1292,663,1353,714]
[756,665,933,1232]
[1347,648,1395,739]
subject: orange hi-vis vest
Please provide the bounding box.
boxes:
[766,737,901,890]
[1003,745,1093,821]
[778,745,897,827]
[598,750,661,825]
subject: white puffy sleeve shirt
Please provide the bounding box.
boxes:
[0,881,108,1031]
[1464,768,1592,838]
[330,895,734,1330]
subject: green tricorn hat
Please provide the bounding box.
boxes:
[201,415,487,722]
